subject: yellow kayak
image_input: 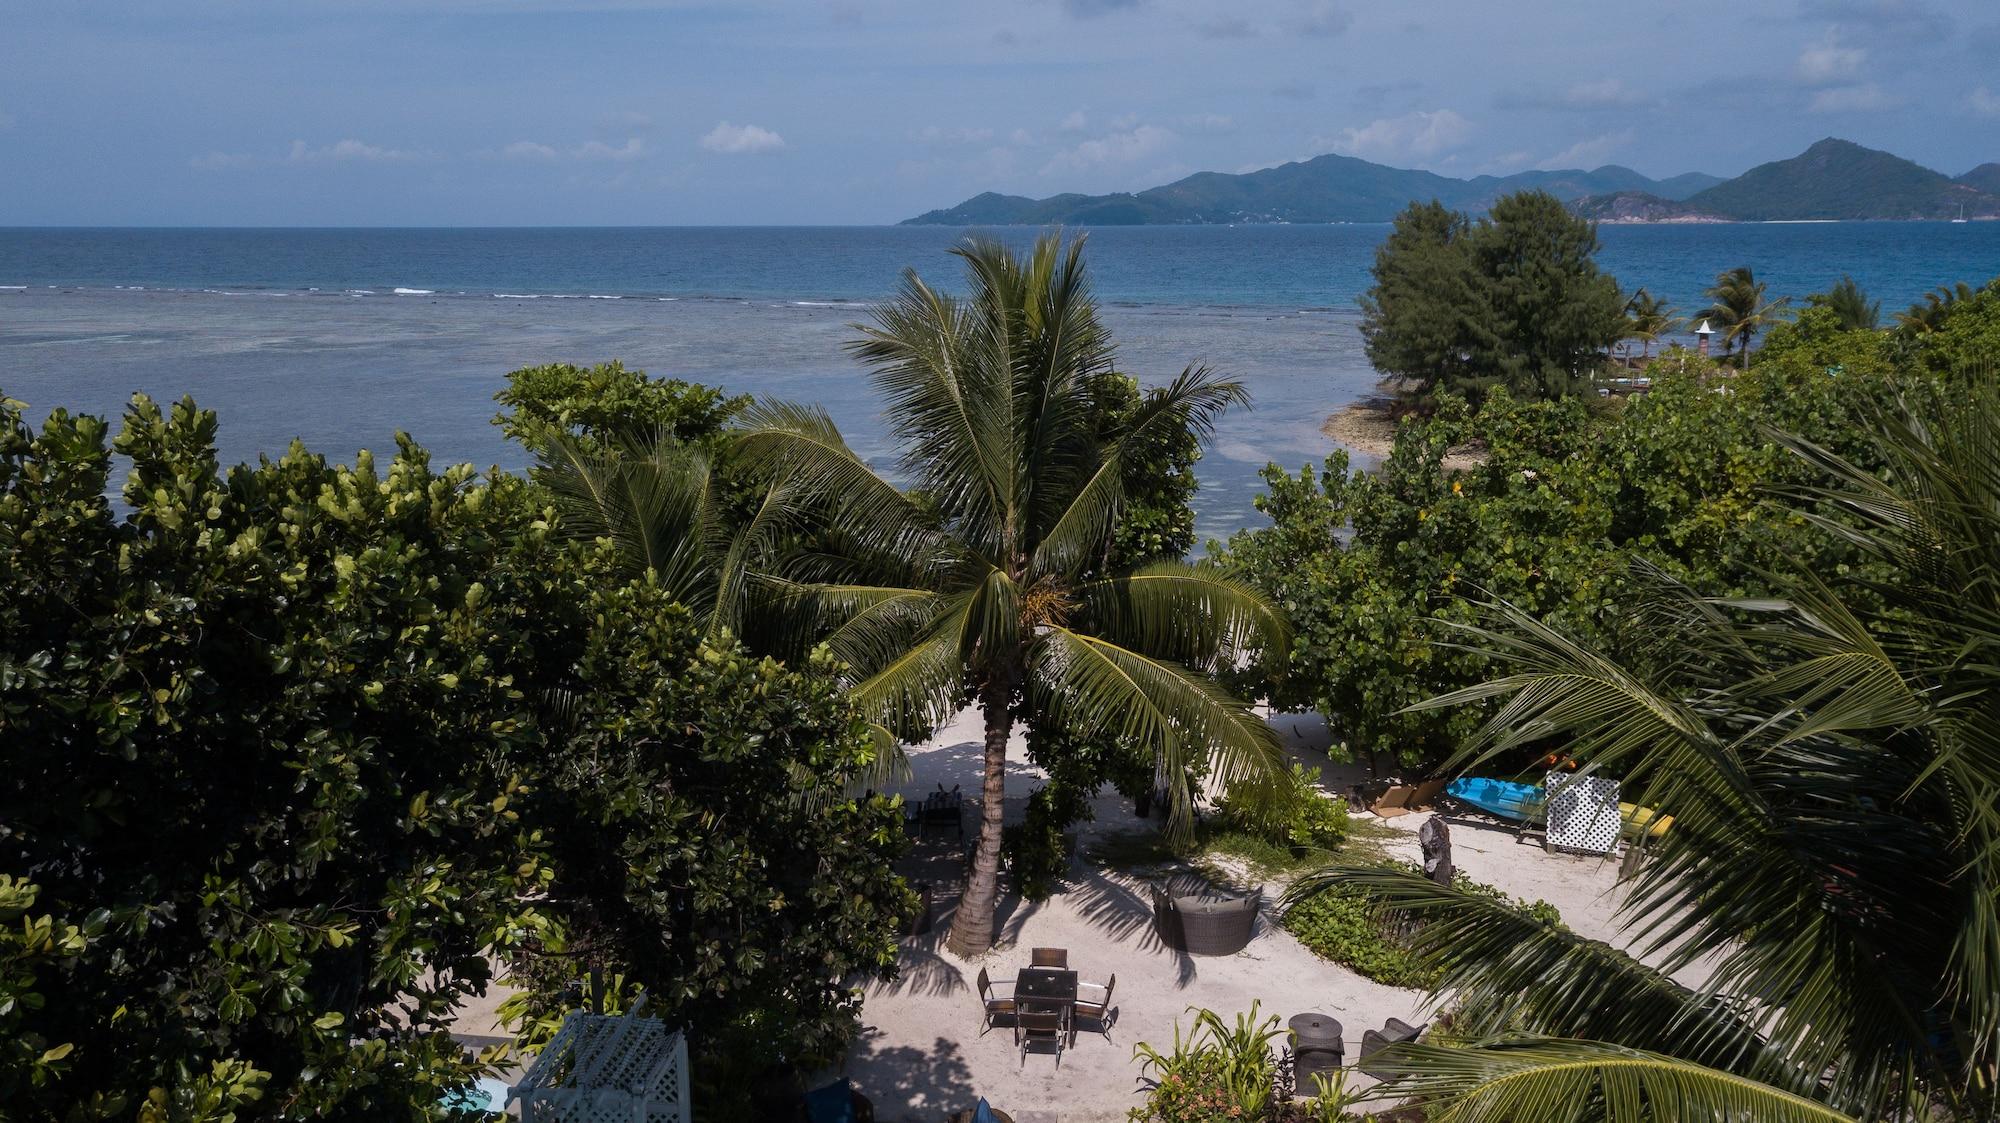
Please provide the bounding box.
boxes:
[1621,802,1672,839]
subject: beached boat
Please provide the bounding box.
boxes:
[1445,777,1672,838]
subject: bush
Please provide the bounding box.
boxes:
[1128,1003,1369,1122]
[0,392,910,1121]
[1281,864,1560,988]
[1217,763,1350,853]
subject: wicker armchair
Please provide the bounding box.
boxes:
[1151,881,1261,956]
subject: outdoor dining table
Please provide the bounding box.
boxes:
[1013,966,1078,1012]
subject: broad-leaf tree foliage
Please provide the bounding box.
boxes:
[1222,332,1929,769]
[1360,191,1626,404]
[739,234,1287,955]
[1292,372,2000,1122]
[0,391,907,1120]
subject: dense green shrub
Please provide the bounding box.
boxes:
[1129,1003,1367,1122]
[1282,864,1559,989]
[1217,763,1350,852]
[0,391,908,1121]
[1221,335,1959,769]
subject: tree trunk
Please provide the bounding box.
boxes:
[946,681,1012,956]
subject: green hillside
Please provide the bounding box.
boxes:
[1958,163,2000,196]
[1685,138,2000,221]
[903,154,1709,225]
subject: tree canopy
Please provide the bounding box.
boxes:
[1359,190,1625,404]
[0,390,907,1121]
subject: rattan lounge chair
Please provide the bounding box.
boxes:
[1150,881,1262,955]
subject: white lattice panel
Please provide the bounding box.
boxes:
[510,998,690,1123]
[1545,772,1620,855]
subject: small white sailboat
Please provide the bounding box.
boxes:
[1953,203,1969,224]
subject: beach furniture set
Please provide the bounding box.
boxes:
[975,947,1116,1066]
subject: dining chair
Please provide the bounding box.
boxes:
[1029,947,1068,968]
[975,967,1015,1034]
[1071,973,1115,1042]
[1014,1002,1067,1066]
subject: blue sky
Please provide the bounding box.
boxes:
[2,0,1996,225]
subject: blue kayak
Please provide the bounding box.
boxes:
[1445,777,1542,822]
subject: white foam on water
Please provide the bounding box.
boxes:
[392,287,434,295]
[586,294,620,300]
[791,301,868,308]
[656,297,677,302]
[0,285,27,290]
[494,293,539,299]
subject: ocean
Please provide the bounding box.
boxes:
[3,223,1996,543]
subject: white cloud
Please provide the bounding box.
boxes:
[1010,128,1035,146]
[699,121,784,154]
[290,138,421,163]
[1538,129,1635,169]
[193,137,425,170]
[1808,82,1898,112]
[1293,1,1351,37]
[503,140,558,161]
[1970,87,2000,118]
[574,137,645,161]
[1796,30,1864,85]
[1181,112,1235,133]
[917,125,995,144]
[1331,109,1471,163]
[1059,110,1088,133]
[1040,124,1177,176]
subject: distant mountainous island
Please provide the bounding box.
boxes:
[904,138,1998,225]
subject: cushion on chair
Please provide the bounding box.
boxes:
[802,1079,856,1123]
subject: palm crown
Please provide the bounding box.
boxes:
[741,234,1287,955]
[1693,266,1791,369]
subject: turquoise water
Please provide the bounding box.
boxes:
[3,224,1996,541]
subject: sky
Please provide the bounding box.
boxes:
[1,0,1997,226]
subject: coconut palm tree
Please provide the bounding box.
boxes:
[740,234,1287,956]
[526,427,799,652]
[1289,379,2000,1120]
[1815,275,1880,331]
[1894,282,1979,335]
[1620,288,1678,361]
[1693,266,1791,369]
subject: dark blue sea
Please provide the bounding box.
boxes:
[4,224,1996,541]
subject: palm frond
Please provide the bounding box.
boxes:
[1030,626,1282,839]
[1076,560,1288,668]
[1360,1039,1854,1123]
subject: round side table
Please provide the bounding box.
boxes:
[1289,1012,1345,1092]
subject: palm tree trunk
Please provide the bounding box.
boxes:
[946,679,1011,956]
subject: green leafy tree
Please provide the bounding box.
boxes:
[1893,282,1979,336]
[740,234,1287,955]
[1358,200,1487,400]
[492,359,745,450]
[1693,265,1791,369]
[1359,191,1625,404]
[1223,344,1916,772]
[0,391,908,1120]
[1293,376,1999,1121]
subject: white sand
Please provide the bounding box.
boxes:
[839,709,1640,1123]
